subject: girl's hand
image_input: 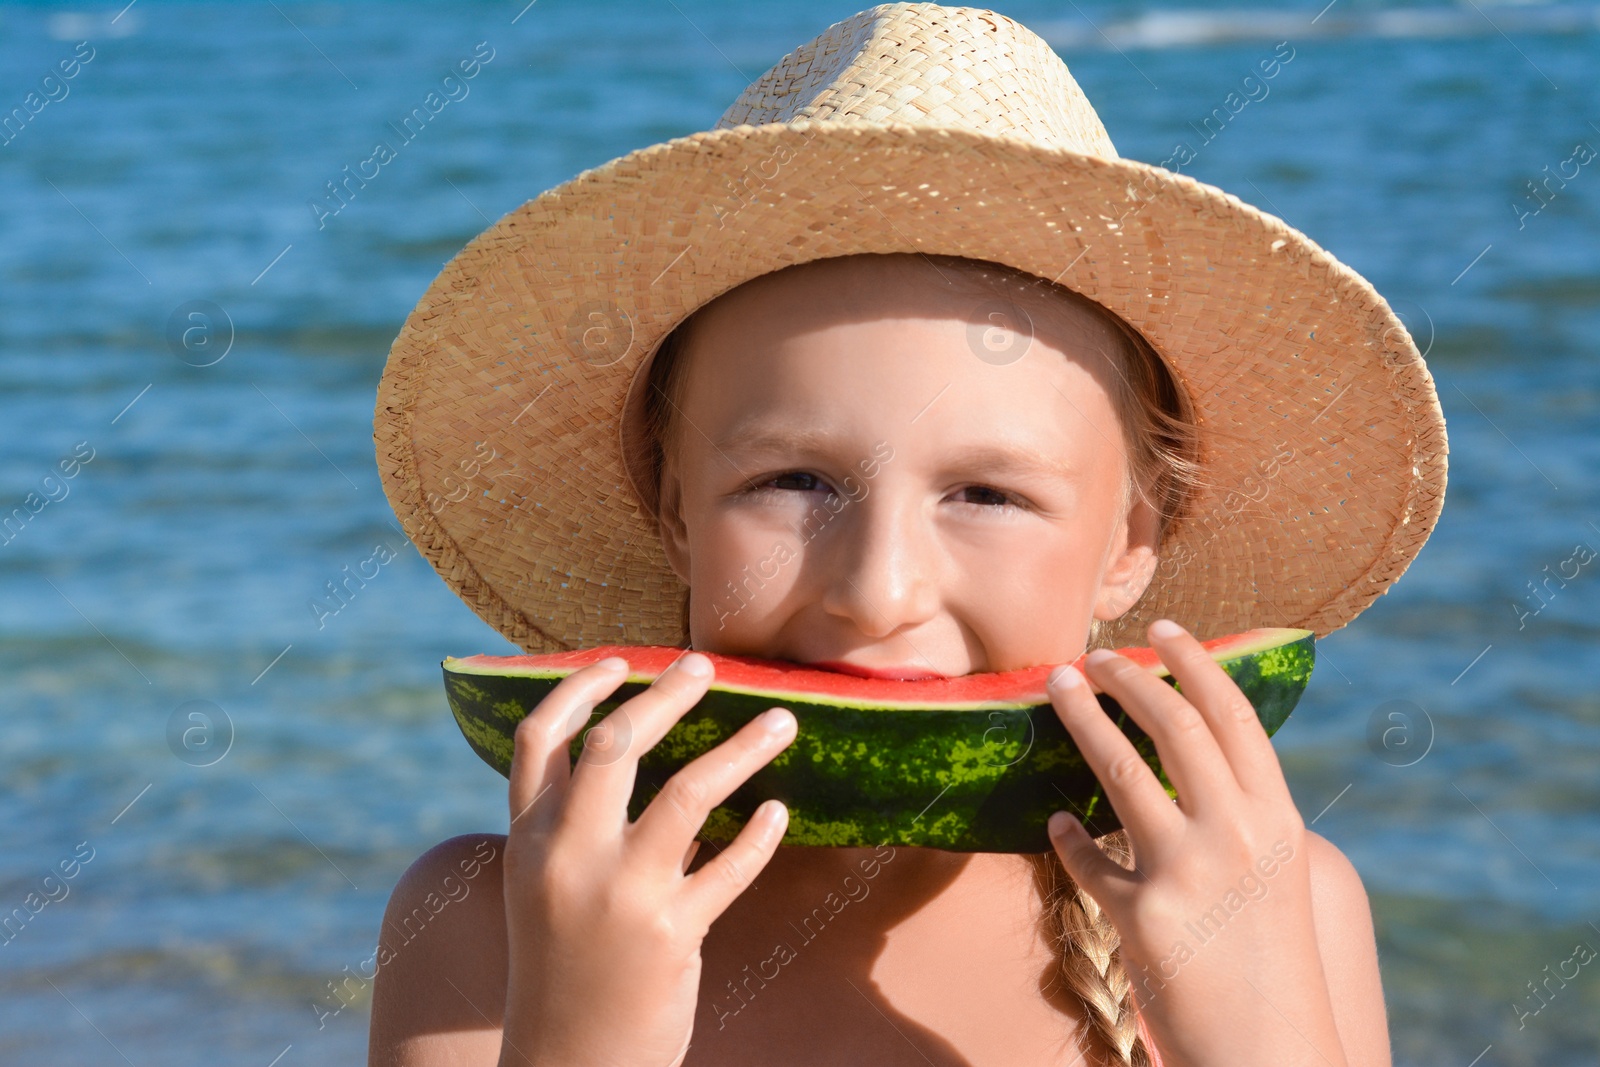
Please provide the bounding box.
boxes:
[498,650,797,1067]
[1045,620,1349,1067]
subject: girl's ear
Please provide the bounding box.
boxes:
[656,463,692,585]
[1093,494,1160,622]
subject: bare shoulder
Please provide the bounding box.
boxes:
[367,833,509,1067]
[1303,830,1377,952]
[1303,830,1392,1067]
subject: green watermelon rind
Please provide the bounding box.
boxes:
[443,633,1314,852]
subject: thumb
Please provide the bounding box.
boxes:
[1048,812,1137,915]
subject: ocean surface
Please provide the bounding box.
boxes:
[1,1,1597,1064]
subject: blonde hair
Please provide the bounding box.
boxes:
[635,252,1204,1067]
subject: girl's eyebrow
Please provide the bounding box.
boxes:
[951,444,1083,484]
[713,425,1081,482]
[713,425,840,456]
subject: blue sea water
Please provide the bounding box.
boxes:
[0,0,1597,1064]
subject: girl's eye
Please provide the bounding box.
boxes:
[758,471,827,493]
[953,484,1017,508]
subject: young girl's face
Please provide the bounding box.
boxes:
[654,257,1159,678]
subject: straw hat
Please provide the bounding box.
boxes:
[374,1,1447,654]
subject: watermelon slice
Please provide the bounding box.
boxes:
[442,627,1314,852]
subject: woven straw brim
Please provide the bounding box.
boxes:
[374,120,1448,654]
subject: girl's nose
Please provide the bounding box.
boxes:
[817,491,940,639]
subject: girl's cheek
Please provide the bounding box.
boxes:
[694,513,801,588]
[716,491,841,544]
[956,540,1098,667]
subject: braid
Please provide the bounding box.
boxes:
[1032,834,1154,1067]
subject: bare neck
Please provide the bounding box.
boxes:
[692,844,1084,1063]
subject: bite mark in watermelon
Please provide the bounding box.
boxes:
[442,627,1314,852]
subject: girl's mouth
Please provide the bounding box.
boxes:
[808,660,948,681]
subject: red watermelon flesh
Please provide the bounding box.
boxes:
[446,626,1298,707]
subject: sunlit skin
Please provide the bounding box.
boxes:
[367,257,1391,1067]
[655,254,1158,676]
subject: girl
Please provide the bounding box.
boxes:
[367,6,1446,1066]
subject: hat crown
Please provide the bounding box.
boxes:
[715,2,1119,159]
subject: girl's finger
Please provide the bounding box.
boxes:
[1048,664,1183,840]
[1078,647,1238,817]
[1046,810,1141,916]
[680,798,789,927]
[507,657,630,835]
[629,707,798,868]
[560,650,717,832]
[1146,619,1292,803]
